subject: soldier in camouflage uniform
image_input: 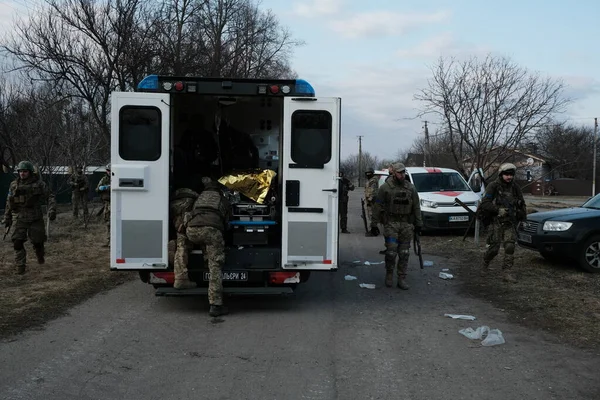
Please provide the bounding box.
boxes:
[69,166,89,220]
[96,164,111,247]
[4,161,56,274]
[170,187,199,289]
[183,177,231,317]
[480,163,526,283]
[364,168,379,236]
[339,172,355,233]
[371,162,422,289]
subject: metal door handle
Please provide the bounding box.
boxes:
[322,188,337,193]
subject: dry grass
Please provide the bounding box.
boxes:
[0,205,135,340]
[421,230,600,349]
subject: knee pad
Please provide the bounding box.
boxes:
[13,240,25,251]
[505,242,515,255]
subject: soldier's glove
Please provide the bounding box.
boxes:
[49,211,56,221]
[370,226,380,236]
[498,208,508,218]
[99,185,108,191]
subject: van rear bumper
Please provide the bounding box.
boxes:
[421,211,473,230]
[155,286,294,296]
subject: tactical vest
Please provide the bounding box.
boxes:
[9,178,46,210]
[186,189,229,232]
[384,180,415,221]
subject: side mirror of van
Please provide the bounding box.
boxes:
[470,183,481,193]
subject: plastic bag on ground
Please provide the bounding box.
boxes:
[481,329,505,346]
[459,326,489,340]
[423,260,434,267]
[445,314,476,320]
[344,275,357,281]
[439,272,454,279]
[359,283,376,289]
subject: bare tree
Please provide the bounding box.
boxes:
[532,123,596,180]
[340,152,380,184]
[414,54,569,177]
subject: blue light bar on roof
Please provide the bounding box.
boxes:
[295,79,315,96]
[137,75,158,90]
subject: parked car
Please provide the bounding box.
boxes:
[377,167,480,231]
[516,194,600,273]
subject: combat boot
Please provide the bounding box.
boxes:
[174,277,196,290]
[384,270,393,287]
[341,229,350,234]
[397,279,409,290]
[503,272,517,283]
[16,265,26,275]
[209,305,229,317]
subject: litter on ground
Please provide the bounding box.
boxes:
[444,314,476,320]
[439,272,454,280]
[359,283,376,289]
[344,275,357,281]
[459,326,505,346]
[423,260,434,267]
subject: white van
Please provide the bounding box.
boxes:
[109,75,341,296]
[378,167,480,231]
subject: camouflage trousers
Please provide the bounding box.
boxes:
[366,202,373,226]
[173,233,194,281]
[11,216,46,267]
[186,226,225,306]
[339,200,349,230]
[72,190,89,219]
[383,221,413,279]
[483,222,517,270]
[102,200,110,244]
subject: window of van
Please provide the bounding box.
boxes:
[411,172,470,192]
[119,106,161,161]
[290,110,332,167]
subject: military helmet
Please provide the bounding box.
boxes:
[391,162,406,173]
[17,160,34,172]
[365,168,374,175]
[499,163,517,175]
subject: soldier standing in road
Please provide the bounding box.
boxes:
[170,187,199,289]
[479,163,527,283]
[96,164,111,247]
[182,177,231,317]
[371,162,422,289]
[4,161,56,274]
[69,165,89,220]
[364,168,379,236]
[339,171,355,234]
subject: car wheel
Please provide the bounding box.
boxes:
[577,235,600,273]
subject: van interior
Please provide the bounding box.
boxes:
[168,94,285,273]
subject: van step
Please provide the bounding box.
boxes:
[155,286,294,296]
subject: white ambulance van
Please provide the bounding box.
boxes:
[109,75,341,295]
[378,167,481,231]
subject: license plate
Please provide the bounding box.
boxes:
[518,233,532,243]
[449,215,469,222]
[203,271,248,281]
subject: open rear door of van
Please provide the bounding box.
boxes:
[109,92,171,270]
[281,97,341,271]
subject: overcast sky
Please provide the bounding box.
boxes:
[1,0,598,161]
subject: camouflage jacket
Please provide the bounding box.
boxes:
[184,188,231,232]
[339,177,355,202]
[170,188,199,229]
[96,175,111,201]
[365,176,379,203]
[4,175,56,222]
[372,177,422,227]
[69,173,89,192]
[480,178,526,224]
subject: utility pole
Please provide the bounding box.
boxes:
[593,118,598,196]
[423,121,431,167]
[357,135,363,187]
